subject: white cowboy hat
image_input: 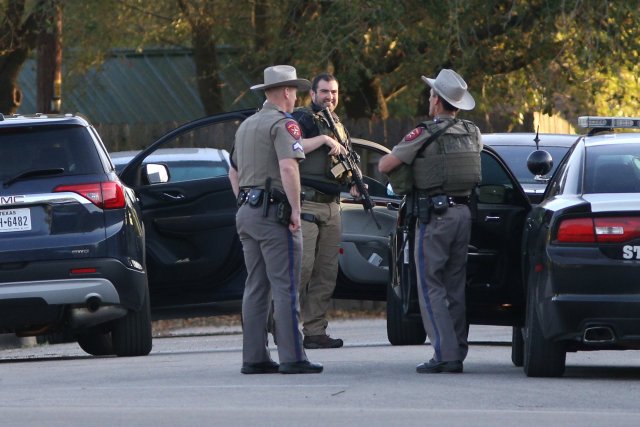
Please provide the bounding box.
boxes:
[421,69,475,110]
[250,65,311,91]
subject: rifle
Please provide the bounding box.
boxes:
[320,108,381,230]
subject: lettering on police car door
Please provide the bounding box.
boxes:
[622,245,640,259]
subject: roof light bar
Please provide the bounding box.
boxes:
[578,116,640,129]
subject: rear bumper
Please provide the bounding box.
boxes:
[0,258,147,310]
[539,245,640,344]
[540,294,640,345]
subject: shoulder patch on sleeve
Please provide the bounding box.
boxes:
[285,120,302,140]
[403,126,424,142]
[292,141,304,152]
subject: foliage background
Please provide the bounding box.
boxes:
[1,0,640,131]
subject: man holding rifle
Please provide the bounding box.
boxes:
[290,72,361,349]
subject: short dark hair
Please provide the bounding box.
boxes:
[438,93,459,112]
[311,73,338,92]
[431,89,458,112]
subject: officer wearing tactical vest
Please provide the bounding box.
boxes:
[379,69,482,374]
[229,65,323,374]
[290,73,360,349]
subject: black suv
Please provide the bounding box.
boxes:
[0,114,151,357]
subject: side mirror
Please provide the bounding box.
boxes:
[144,163,170,184]
[527,150,553,176]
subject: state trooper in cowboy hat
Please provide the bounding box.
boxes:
[249,64,311,91]
[229,64,323,374]
[421,68,475,111]
[379,68,483,374]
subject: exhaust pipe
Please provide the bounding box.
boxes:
[86,296,102,313]
[583,326,615,344]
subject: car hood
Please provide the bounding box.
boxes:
[582,193,640,213]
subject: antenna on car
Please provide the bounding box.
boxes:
[533,125,540,150]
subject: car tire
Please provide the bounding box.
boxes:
[77,331,114,356]
[511,326,524,367]
[523,285,566,377]
[112,287,153,357]
[386,280,426,345]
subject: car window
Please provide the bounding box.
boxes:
[0,125,103,181]
[352,144,401,199]
[490,145,570,184]
[584,145,640,193]
[113,148,230,183]
[545,157,568,198]
[476,151,519,204]
[157,160,228,182]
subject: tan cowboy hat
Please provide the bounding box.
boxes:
[250,65,311,91]
[421,69,475,110]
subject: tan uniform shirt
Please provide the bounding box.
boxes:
[391,119,483,166]
[232,101,305,191]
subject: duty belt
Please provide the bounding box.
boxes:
[237,188,300,207]
[448,196,470,206]
[416,190,470,207]
[304,189,340,204]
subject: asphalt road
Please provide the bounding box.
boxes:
[1,318,640,427]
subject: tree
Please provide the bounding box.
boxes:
[4,0,640,127]
[0,0,44,113]
[36,0,61,113]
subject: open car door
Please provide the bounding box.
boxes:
[119,110,255,318]
[387,146,531,345]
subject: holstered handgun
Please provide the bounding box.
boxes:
[262,177,272,217]
[271,188,291,226]
[417,194,431,224]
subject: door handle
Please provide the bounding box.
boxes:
[484,215,501,222]
[159,192,185,201]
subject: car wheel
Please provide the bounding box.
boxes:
[111,287,153,357]
[511,326,524,367]
[386,279,426,345]
[523,285,566,377]
[77,331,114,356]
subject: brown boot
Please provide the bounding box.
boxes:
[303,334,344,349]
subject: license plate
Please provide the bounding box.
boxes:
[0,208,31,232]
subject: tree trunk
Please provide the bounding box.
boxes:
[192,25,222,115]
[37,0,62,114]
[342,70,379,119]
[0,49,28,114]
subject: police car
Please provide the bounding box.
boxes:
[519,116,640,377]
[387,116,640,377]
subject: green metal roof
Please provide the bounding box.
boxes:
[17,48,263,124]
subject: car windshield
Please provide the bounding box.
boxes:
[584,144,640,193]
[491,145,570,184]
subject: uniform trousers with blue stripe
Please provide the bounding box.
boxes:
[236,204,308,365]
[415,204,471,363]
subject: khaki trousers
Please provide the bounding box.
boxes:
[299,200,341,336]
[236,204,307,364]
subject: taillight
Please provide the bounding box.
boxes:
[54,181,126,209]
[594,217,640,243]
[556,217,640,243]
[556,218,595,243]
